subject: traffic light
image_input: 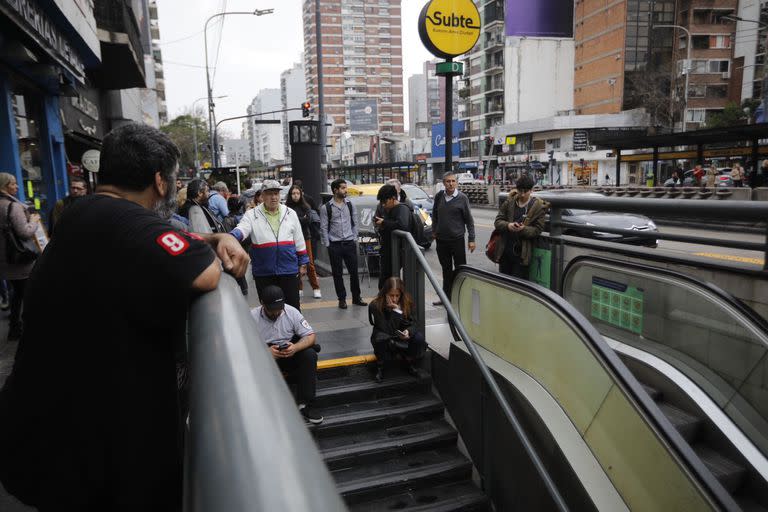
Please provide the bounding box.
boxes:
[302,101,311,118]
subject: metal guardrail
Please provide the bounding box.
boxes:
[185,274,346,512]
[542,197,768,285]
[391,230,570,512]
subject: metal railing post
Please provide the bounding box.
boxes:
[549,206,564,294]
[393,230,570,512]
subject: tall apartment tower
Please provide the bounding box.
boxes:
[458,0,505,162]
[674,1,738,129]
[247,89,284,164]
[281,60,307,160]
[301,0,405,144]
[574,0,675,120]
[408,73,427,136]
[149,1,167,125]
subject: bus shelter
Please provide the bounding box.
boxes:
[591,123,768,186]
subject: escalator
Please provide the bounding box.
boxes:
[561,256,768,511]
[439,266,768,510]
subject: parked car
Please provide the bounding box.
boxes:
[401,184,434,214]
[319,189,433,250]
[536,191,659,248]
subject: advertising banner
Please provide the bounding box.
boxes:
[431,121,463,158]
[349,99,379,133]
[505,0,574,38]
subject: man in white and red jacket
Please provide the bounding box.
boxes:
[231,180,309,310]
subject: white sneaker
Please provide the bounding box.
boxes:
[299,290,304,298]
[313,289,322,299]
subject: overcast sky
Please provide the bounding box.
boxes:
[156,0,432,136]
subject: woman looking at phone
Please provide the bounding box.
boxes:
[368,277,426,383]
[492,174,546,280]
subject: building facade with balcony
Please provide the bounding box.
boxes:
[458,0,506,172]
[301,0,405,153]
[674,0,739,129]
[574,0,676,122]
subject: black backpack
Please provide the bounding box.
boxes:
[325,200,355,228]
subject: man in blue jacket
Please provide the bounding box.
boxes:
[208,181,230,222]
[231,180,308,309]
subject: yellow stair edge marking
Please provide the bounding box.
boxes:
[693,252,764,266]
[318,354,377,370]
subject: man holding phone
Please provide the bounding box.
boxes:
[251,285,322,424]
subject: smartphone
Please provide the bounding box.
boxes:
[395,329,407,337]
[270,341,290,350]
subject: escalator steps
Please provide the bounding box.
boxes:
[693,445,747,493]
[347,481,490,512]
[656,403,702,442]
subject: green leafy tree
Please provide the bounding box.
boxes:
[160,115,210,173]
[706,102,749,128]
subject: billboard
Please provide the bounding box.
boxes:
[349,99,378,132]
[431,121,463,158]
[505,0,574,38]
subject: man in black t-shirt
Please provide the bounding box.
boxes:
[0,123,249,511]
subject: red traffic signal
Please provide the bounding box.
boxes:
[302,102,311,118]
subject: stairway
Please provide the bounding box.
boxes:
[638,381,768,512]
[312,364,491,511]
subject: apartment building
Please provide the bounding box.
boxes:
[149,0,167,125]
[301,0,405,146]
[574,0,676,120]
[281,60,307,160]
[458,0,505,166]
[246,89,284,164]
[676,1,739,128]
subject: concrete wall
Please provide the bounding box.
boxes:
[504,38,575,125]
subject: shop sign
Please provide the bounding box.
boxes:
[82,149,100,173]
[1,0,86,81]
[573,130,589,151]
[419,0,481,59]
[61,87,102,138]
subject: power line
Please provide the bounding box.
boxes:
[155,30,205,46]
[163,59,209,69]
[211,0,228,89]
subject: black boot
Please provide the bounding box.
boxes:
[374,364,384,383]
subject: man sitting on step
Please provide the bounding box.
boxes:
[251,285,323,425]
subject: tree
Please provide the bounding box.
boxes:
[623,68,680,131]
[160,115,210,171]
[706,102,749,128]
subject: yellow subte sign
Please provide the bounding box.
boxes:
[419,0,481,59]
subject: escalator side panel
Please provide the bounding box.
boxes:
[451,270,727,511]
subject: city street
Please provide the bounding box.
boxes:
[420,206,765,278]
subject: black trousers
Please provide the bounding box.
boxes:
[378,243,403,290]
[277,347,317,405]
[8,279,26,331]
[436,238,466,299]
[499,255,529,280]
[254,274,300,311]
[327,241,361,300]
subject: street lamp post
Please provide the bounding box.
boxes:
[192,95,226,174]
[653,24,692,132]
[204,9,273,168]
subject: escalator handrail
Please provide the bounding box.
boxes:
[454,265,740,512]
[562,254,768,341]
[392,230,570,512]
[185,274,347,511]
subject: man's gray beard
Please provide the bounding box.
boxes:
[154,185,178,220]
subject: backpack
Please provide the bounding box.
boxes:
[408,205,427,246]
[309,208,322,240]
[325,200,355,228]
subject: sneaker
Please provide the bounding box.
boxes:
[432,300,443,306]
[352,297,367,306]
[299,290,304,298]
[313,289,322,299]
[299,404,323,425]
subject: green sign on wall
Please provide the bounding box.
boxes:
[590,277,644,334]
[529,247,552,289]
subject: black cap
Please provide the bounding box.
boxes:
[260,285,285,311]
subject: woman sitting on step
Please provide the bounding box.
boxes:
[368,277,427,383]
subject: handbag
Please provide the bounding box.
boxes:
[4,201,39,264]
[485,229,501,263]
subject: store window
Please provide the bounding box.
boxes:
[11,88,47,213]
